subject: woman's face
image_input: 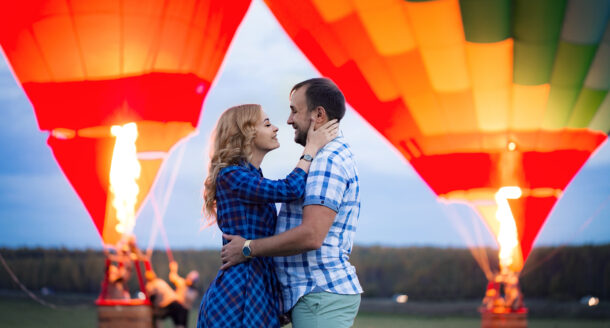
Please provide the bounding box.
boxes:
[252,109,280,153]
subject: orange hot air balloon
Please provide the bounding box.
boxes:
[0,0,251,246]
[265,0,609,273]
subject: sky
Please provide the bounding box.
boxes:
[1,0,609,252]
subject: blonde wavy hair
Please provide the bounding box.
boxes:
[203,104,262,223]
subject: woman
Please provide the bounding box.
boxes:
[197,104,338,327]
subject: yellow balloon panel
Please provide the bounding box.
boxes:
[400,93,446,137]
[353,0,416,55]
[466,40,512,132]
[473,88,511,132]
[405,0,469,92]
[384,50,433,97]
[405,0,464,48]
[421,45,470,92]
[511,84,550,131]
[438,90,478,133]
[466,40,513,90]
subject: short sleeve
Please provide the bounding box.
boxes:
[303,152,347,212]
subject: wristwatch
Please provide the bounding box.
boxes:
[242,240,253,259]
[300,154,314,162]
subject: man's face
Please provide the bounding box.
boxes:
[287,87,311,146]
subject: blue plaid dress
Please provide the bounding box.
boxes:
[197,163,307,328]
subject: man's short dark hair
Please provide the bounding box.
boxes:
[291,78,346,121]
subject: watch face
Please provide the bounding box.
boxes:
[302,154,313,161]
[243,246,251,257]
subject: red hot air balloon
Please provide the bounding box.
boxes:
[0,0,251,246]
[264,0,609,276]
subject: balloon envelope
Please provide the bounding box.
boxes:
[0,0,251,245]
[265,0,609,270]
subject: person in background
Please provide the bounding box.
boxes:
[102,241,134,300]
[105,263,130,300]
[146,266,188,328]
[170,261,199,325]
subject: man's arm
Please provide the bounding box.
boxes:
[219,204,335,270]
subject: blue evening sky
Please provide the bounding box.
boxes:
[1,0,609,251]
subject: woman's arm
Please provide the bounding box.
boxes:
[219,119,339,204]
[220,166,307,204]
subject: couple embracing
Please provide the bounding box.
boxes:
[197,78,363,328]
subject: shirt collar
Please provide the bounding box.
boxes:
[243,161,263,176]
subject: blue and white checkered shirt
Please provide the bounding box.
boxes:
[274,135,363,311]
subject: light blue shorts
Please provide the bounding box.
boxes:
[291,292,361,328]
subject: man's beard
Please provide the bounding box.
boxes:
[295,128,307,146]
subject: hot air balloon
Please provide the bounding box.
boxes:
[0,0,251,247]
[264,0,609,315]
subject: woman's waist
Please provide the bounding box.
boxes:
[221,257,277,276]
[219,228,276,242]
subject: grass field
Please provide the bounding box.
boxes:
[1,297,609,328]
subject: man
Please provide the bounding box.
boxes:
[104,264,130,300]
[221,77,362,327]
[145,267,188,328]
[169,261,199,323]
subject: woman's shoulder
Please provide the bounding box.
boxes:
[218,164,254,182]
[218,164,243,175]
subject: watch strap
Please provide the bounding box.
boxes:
[243,240,253,259]
[300,154,314,162]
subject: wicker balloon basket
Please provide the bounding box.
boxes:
[480,309,528,328]
[97,299,153,328]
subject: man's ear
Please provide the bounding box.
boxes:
[314,106,328,122]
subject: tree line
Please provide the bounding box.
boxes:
[0,244,608,301]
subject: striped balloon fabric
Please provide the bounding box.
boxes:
[265,0,609,271]
[0,0,251,246]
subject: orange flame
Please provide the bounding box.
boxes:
[494,186,522,269]
[109,123,141,236]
